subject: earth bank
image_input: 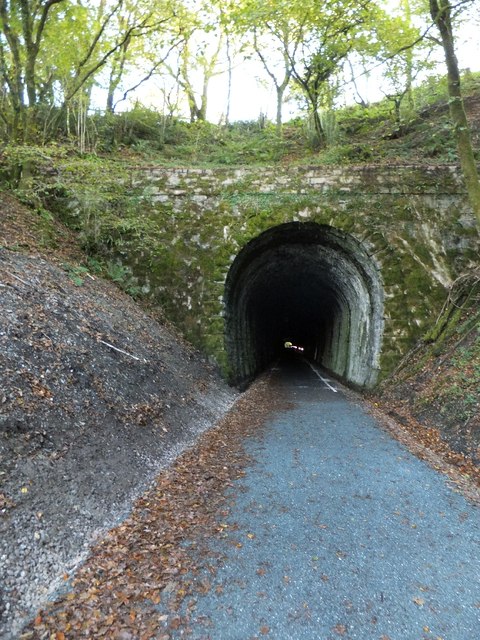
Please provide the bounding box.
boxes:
[375,269,480,467]
[0,195,237,638]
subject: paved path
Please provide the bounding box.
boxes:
[181,359,480,640]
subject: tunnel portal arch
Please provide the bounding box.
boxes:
[224,222,384,389]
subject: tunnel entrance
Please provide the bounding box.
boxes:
[224,222,384,389]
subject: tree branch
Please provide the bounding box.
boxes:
[66,13,168,102]
[35,0,66,50]
[113,40,182,111]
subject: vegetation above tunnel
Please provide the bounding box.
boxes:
[0,0,479,178]
[0,71,479,169]
[1,0,479,225]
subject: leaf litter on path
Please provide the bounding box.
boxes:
[23,377,287,639]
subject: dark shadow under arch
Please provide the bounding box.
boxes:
[224,222,384,389]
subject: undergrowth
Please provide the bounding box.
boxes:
[0,71,478,168]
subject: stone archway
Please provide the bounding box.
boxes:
[224,222,384,389]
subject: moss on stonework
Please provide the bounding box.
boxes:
[1,149,476,382]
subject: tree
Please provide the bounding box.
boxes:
[0,0,177,141]
[105,2,144,114]
[374,9,433,129]
[179,31,223,122]
[59,1,162,110]
[230,0,303,132]
[430,0,480,228]
[164,1,225,123]
[253,23,296,132]
[0,0,66,139]
[287,0,379,148]
[103,0,180,114]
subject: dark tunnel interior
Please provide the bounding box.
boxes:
[224,222,384,389]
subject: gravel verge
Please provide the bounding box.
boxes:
[0,249,237,639]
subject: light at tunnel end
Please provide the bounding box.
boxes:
[224,222,384,390]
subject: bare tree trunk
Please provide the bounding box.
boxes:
[225,31,232,126]
[253,27,292,135]
[106,88,115,114]
[199,77,208,121]
[430,0,480,229]
[0,2,26,140]
[275,87,283,131]
[312,105,324,149]
[401,0,415,111]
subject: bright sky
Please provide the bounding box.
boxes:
[207,27,480,123]
[118,4,480,123]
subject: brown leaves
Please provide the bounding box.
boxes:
[0,492,15,511]
[195,578,211,595]
[332,623,348,635]
[25,379,277,638]
[31,379,53,399]
[369,400,480,497]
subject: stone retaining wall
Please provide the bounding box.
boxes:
[113,164,477,381]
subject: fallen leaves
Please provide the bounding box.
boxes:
[368,400,480,502]
[23,378,280,638]
[370,317,480,495]
[0,492,16,512]
[332,623,348,635]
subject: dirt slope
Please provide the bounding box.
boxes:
[375,272,480,477]
[0,195,237,638]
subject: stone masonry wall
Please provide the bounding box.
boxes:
[44,162,479,381]
[108,164,477,380]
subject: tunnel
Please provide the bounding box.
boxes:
[224,222,384,389]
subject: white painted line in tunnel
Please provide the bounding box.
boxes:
[306,361,338,393]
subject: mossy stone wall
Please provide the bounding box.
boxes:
[72,164,480,380]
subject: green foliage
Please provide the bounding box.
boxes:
[412,74,449,111]
[426,323,480,422]
[1,70,479,171]
[105,261,143,297]
[62,263,91,286]
[94,115,301,164]
[181,120,294,165]
[90,107,190,152]
[60,258,142,296]
[313,143,377,165]
[0,144,148,254]
[336,101,392,136]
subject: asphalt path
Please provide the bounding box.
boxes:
[181,358,480,640]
